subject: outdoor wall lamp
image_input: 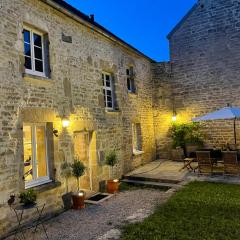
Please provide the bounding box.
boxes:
[172,111,177,122]
[62,118,70,128]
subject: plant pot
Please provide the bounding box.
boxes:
[62,192,72,210]
[171,148,184,161]
[72,192,85,210]
[107,180,119,194]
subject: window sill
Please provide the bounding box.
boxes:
[105,109,121,114]
[133,150,144,156]
[23,73,53,84]
[128,91,137,96]
[32,181,61,193]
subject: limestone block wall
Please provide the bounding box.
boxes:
[152,62,173,159]
[0,0,155,235]
[168,0,240,148]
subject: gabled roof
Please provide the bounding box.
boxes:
[167,3,198,40]
[42,0,155,62]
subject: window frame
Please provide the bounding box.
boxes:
[23,26,46,77]
[132,123,143,154]
[102,72,114,110]
[23,123,51,189]
[126,66,135,93]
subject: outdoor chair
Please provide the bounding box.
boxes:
[196,151,213,175]
[222,151,240,176]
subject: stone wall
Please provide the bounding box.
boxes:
[152,62,173,159]
[0,0,155,235]
[153,0,240,156]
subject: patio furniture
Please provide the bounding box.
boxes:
[196,151,213,175]
[11,203,49,240]
[222,151,240,176]
[179,157,197,172]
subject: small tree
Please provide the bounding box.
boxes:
[60,161,72,193]
[105,150,118,179]
[72,158,86,192]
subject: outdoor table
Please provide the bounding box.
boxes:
[11,203,49,240]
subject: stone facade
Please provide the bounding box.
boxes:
[0,0,156,235]
[1,0,240,236]
[154,0,240,155]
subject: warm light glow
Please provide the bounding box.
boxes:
[62,119,70,128]
[113,179,119,183]
[78,192,84,196]
[172,115,177,122]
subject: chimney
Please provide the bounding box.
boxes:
[90,14,95,22]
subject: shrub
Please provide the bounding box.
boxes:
[72,158,86,192]
[19,189,37,206]
[105,150,118,179]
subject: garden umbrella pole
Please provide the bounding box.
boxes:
[192,107,240,145]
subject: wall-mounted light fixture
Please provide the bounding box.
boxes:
[172,94,177,122]
[172,111,177,122]
[62,118,70,128]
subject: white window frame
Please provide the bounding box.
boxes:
[24,123,51,189]
[102,72,114,110]
[126,66,135,93]
[23,26,46,77]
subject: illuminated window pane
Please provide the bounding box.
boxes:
[23,124,49,188]
[23,125,33,182]
[36,126,47,178]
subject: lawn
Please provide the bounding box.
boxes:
[121,181,240,240]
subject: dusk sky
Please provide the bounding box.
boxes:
[65,0,196,62]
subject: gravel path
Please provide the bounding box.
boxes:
[17,189,175,240]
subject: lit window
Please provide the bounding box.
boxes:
[23,27,48,77]
[102,72,114,109]
[126,67,136,93]
[23,124,50,188]
[132,123,142,153]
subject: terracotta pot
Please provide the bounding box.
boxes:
[107,180,119,194]
[72,192,85,209]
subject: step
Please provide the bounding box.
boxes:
[123,175,181,184]
[121,179,181,189]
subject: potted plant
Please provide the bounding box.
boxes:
[105,150,119,194]
[60,161,72,210]
[19,189,37,207]
[170,122,203,158]
[71,158,86,209]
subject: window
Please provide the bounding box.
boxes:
[23,123,50,188]
[126,67,136,93]
[102,72,114,109]
[23,27,48,77]
[132,123,142,153]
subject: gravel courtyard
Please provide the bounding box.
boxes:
[25,188,174,240]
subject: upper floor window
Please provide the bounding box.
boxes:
[126,67,136,93]
[102,72,114,110]
[23,123,51,188]
[23,27,49,77]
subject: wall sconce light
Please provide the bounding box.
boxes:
[172,111,177,122]
[62,118,70,128]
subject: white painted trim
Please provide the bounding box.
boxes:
[23,26,46,77]
[24,123,50,189]
[102,72,114,110]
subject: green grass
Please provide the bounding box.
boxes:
[121,181,240,240]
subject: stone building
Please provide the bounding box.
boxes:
[154,0,240,157]
[0,0,156,234]
[1,0,240,236]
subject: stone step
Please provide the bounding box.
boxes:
[123,175,181,184]
[121,179,181,189]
